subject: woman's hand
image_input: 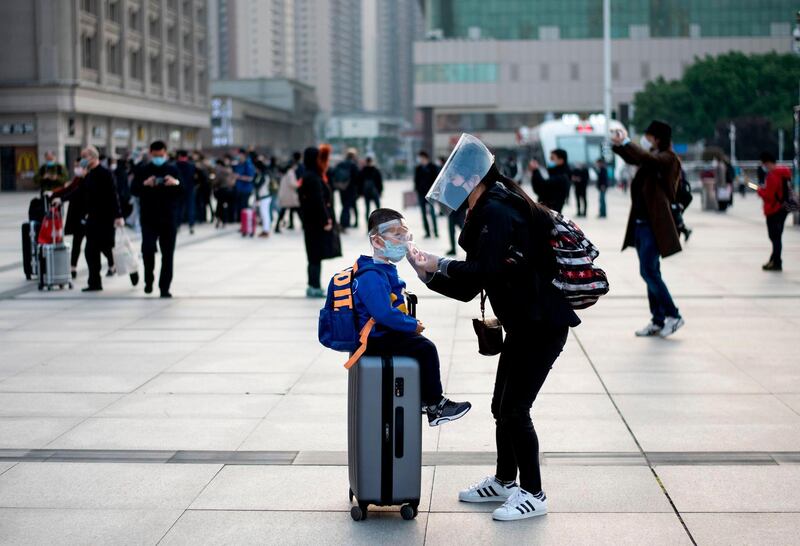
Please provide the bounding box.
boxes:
[323,219,333,231]
[407,245,439,274]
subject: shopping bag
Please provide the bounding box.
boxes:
[113,226,139,275]
[37,206,64,245]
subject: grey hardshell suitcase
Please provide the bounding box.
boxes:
[348,355,422,521]
[38,243,72,291]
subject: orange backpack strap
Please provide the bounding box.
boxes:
[343,318,376,369]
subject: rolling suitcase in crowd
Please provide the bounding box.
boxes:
[37,203,72,291]
[240,207,257,237]
[348,293,421,522]
[22,196,45,280]
[21,221,40,280]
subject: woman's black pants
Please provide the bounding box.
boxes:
[492,324,568,494]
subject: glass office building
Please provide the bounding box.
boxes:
[415,0,796,156]
[425,0,796,40]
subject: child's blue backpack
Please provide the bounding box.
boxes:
[318,261,385,368]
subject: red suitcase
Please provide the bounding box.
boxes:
[240,208,257,237]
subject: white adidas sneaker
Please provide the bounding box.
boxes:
[458,476,517,503]
[492,488,547,521]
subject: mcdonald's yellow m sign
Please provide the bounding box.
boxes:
[15,150,38,178]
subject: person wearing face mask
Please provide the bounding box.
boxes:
[413,151,439,238]
[407,133,581,522]
[611,120,684,338]
[130,140,182,298]
[529,149,571,213]
[34,151,69,197]
[51,159,113,280]
[354,208,472,426]
[77,146,124,292]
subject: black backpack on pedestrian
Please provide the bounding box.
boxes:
[332,163,351,191]
[675,170,693,210]
[781,176,799,213]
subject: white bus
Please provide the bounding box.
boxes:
[518,114,628,178]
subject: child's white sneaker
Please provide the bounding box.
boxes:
[458,476,517,503]
[492,488,547,521]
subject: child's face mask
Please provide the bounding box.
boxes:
[370,220,412,263]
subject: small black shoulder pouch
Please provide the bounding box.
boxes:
[472,290,503,356]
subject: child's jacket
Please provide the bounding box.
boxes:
[353,255,417,337]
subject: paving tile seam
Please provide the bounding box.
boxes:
[1,450,798,465]
[570,329,699,545]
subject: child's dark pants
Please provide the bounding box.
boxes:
[364,331,443,405]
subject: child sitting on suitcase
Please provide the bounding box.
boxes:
[356,208,471,426]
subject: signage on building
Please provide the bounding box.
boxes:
[15,147,38,182]
[113,128,131,139]
[1,122,35,135]
[211,97,234,146]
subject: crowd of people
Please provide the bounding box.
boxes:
[34,141,388,298]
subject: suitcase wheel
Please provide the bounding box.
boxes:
[350,504,367,521]
[400,504,417,521]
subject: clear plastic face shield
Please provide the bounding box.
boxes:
[425,133,494,214]
[369,219,413,263]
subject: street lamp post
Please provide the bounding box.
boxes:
[603,0,612,160]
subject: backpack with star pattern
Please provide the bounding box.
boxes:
[547,210,609,309]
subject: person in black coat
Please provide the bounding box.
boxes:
[571,163,589,217]
[130,140,182,298]
[530,149,571,212]
[409,144,580,519]
[52,160,112,279]
[79,146,123,292]
[596,157,609,218]
[359,156,383,227]
[298,146,335,297]
[174,149,197,234]
[413,151,439,238]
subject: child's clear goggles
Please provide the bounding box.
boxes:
[369,219,413,244]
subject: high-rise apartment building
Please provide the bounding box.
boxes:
[209,0,361,116]
[362,0,423,122]
[208,0,295,80]
[0,0,210,191]
[415,0,796,155]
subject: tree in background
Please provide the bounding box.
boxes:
[632,52,800,159]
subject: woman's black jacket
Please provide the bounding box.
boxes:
[426,181,580,333]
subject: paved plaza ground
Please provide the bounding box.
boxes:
[0,181,799,545]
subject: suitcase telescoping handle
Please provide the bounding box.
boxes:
[406,292,417,318]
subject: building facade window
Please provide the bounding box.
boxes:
[612,62,620,81]
[569,63,579,81]
[167,24,177,45]
[81,0,98,15]
[81,33,98,69]
[107,0,121,23]
[539,63,549,81]
[150,55,161,84]
[149,16,160,38]
[129,8,140,30]
[183,65,193,92]
[107,41,122,74]
[640,61,651,80]
[129,48,143,80]
[415,63,499,83]
[197,69,206,95]
[168,60,178,88]
[424,0,797,40]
